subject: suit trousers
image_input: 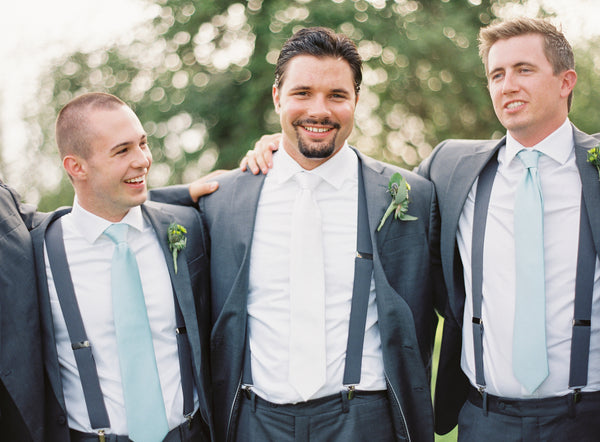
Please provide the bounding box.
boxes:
[68,411,210,442]
[234,390,395,442]
[458,387,600,442]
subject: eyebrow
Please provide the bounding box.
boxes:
[488,62,536,77]
[110,135,147,152]
[288,85,352,95]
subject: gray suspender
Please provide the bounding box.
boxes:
[45,217,195,429]
[242,162,374,391]
[46,219,110,430]
[472,155,596,395]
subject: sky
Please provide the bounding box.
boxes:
[1,0,600,199]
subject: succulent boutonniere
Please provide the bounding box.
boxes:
[168,223,187,274]
[587,145,600,181]
[377,172,417,232]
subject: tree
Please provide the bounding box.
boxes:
[29,0,531,209]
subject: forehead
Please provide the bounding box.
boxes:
[487,33,548,70]
[280,55,355,90]
[87,105,144,137]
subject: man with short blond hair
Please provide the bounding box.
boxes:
[419,17,600,441]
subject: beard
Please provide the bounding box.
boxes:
[293,118,340,159]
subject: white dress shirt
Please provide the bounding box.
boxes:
[44,199,194,433]
[247,144,386,403]
[459,119,600,398]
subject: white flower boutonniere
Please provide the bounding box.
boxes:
[168,223,187,274]
[377,172,417,232]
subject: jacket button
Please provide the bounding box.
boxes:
[57,415,67,425]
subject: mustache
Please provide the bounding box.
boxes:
[292,118,341,130]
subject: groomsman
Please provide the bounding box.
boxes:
[153,27,441,442]
[418,17,600,441]
[0,182,45,441]
[31,93,213,441]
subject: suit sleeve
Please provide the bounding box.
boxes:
[148,185,197,207]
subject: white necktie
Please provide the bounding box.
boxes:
[288,172,327,401]
[513,149,549,393]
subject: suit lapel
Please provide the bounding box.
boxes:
[574,128,600,255]
[442,140,504,319]
[142,204,203,367]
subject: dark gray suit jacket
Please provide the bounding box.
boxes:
[30,201,213,441]
[0,182,45,441]
[152,147,442,442]
[417,125,600,434]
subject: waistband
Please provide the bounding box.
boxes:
[467,385,600,417]
[241,389,388,416]
[69,411,204,442]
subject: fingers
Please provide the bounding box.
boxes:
[188,169,227,202]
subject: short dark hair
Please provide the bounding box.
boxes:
[56,92,126,159]
[274,27,362,94]
[479,17,575,109]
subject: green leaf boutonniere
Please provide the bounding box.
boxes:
[377,172,417,232]
[587,145,600,181]
[168,223,187,274]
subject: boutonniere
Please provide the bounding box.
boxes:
[167,223,187,274]
[377,172,417,232]
[587,145,600,181]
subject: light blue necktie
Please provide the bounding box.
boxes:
[512,149,549,393]
[104,224,169,442]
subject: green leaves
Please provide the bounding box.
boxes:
[377,172,417,232]
[168,222,187,274]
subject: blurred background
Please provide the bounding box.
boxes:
[3,0,600,211]
[3,1,599,440]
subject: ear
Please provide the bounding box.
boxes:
[560,69,577,98]
[272,85,280,114]
[63,155,87,181]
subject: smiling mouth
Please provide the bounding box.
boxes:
[505,101,525,110]
[125,175,145,184]
[303,126,331,133]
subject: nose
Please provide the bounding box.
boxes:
[132,145,152,169]
[502,70,519,94]
[307,94,332,118]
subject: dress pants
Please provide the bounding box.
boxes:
[235,390,395,442]
[458,387,600,442]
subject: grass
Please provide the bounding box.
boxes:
[432,316,458,442]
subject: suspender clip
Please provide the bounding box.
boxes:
[568,388,582,419]
[241,384,252,400]
[477,385,488,417]
[72,340,91,350]
[185,412,193,429]
[97,429,105,442]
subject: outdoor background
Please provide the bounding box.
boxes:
[2,1,600,440]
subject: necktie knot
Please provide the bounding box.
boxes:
[517,149,541,170]
[294,172,322,191]
[104,223,129,245]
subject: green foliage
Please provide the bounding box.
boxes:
[33,0,592,210]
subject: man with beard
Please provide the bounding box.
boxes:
[152,26,441,441]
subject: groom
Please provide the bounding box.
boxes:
[31,93,212,441]
[153,26,441,441]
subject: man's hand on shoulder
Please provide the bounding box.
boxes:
[240,133,281,175]
[189,169,227,202]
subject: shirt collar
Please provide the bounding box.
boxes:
[70,196,145,244]
[505,118,574,166]
[270,141,358,190]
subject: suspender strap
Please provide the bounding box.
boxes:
[174,301,195,416]
[46,219,110,430]
[471,155,499,390]
[569,195,596,389]
[242,163,374,390]
[343,163,374,386]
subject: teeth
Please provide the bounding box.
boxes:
[125,176,144,184]
[506,101,524,109]
[304,126,330,133]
